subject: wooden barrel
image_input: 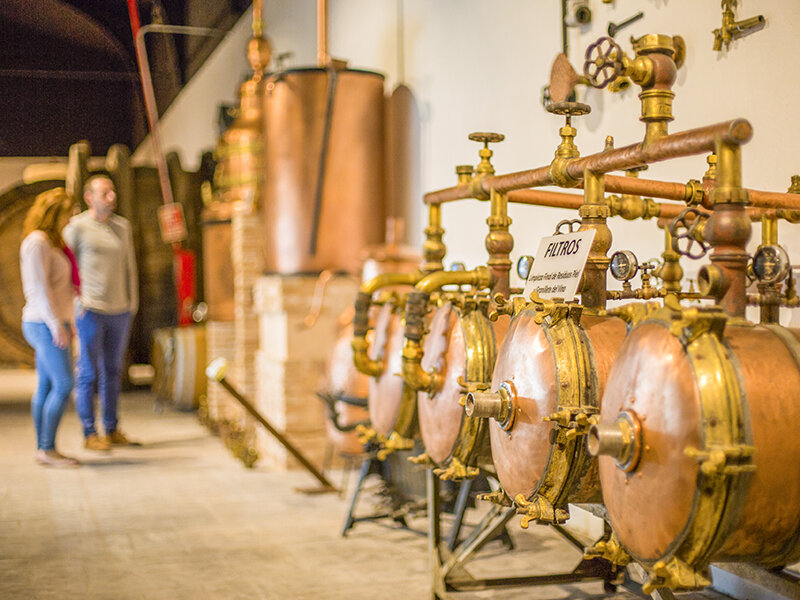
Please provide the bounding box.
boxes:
[151,325,207,411]
[0,180,65,367]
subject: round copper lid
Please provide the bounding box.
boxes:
[418,304,467,465]
[489,310,558,501]
[368,304,406,437]
[599,321,701,562]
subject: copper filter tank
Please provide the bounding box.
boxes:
[469,306,627,523]
[591,309,800,590]
[260,67,386,274]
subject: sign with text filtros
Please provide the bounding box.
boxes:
[523,229,596,300]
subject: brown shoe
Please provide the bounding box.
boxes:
[105,430,140,446]
[36,449,80,467]
[84,433,111,451]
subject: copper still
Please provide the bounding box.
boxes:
[470,306,626,524]
[591,308,800,590]
[260,67,387,274]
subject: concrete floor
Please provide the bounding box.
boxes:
[0,383,720,600]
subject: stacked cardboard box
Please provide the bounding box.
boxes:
[253,274,358,471]
[204,320,236,424]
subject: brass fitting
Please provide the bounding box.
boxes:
[587,411,643,472]
[401,339,438,396]
[464,381,516,430]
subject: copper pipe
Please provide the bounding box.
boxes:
[603,174,688,201]
[317,0,329,66]
[424,119,752,204]
[748,190,800,210]
[507,189,583,210]
[565,119,753,180]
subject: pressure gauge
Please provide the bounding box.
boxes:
[517,255,534,280]
[752,245,790,284]
[610,250,639,282]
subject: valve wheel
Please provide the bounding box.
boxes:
[546,101,591,117]
[583,36,623,89]
[668,207,710,260]
[468,132,505,144]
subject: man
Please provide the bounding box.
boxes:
[64,174,138,451]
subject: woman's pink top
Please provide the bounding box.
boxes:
[20,231,75,336]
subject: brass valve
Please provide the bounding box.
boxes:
[547,101,590,188]
[468,131,504,178]
[668,207,710,260]
[583,33,684,145]
[713,0,766,52]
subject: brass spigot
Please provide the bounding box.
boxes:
[586,410,643,472]
[583,34,683,146]
[547,101,590,188]
[713,0,765,52]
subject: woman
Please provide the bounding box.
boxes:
[20,187,80,467]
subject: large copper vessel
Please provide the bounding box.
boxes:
[593,308,800,590]
[261,68,386,274]
[416,303,506,478]
[480,306,626,523]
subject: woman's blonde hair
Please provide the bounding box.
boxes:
[23,187,76,248]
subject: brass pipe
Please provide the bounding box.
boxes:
[580,170,611,311]
[422,203,446,272]
[423,119,752,205]
[485,190,513,298]
[401,267,492,395]
[659,228,683,293]
[351,271,424,378]
[415,266,492,295]
[702,140,751,317]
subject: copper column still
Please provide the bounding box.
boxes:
[259,0,386,275]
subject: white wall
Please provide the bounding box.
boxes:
[143,0,800,315]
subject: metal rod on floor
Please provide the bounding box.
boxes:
[206,358,336,492]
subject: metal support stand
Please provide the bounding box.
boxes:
[341,449,425,537]
[428,469,620,599]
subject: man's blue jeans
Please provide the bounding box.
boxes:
[74,309,132,437]
[22,321,74,451]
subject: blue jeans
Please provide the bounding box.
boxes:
[22,321,74,451]
[74,310,132,437]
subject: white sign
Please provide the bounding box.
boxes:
[523,229,596,300]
